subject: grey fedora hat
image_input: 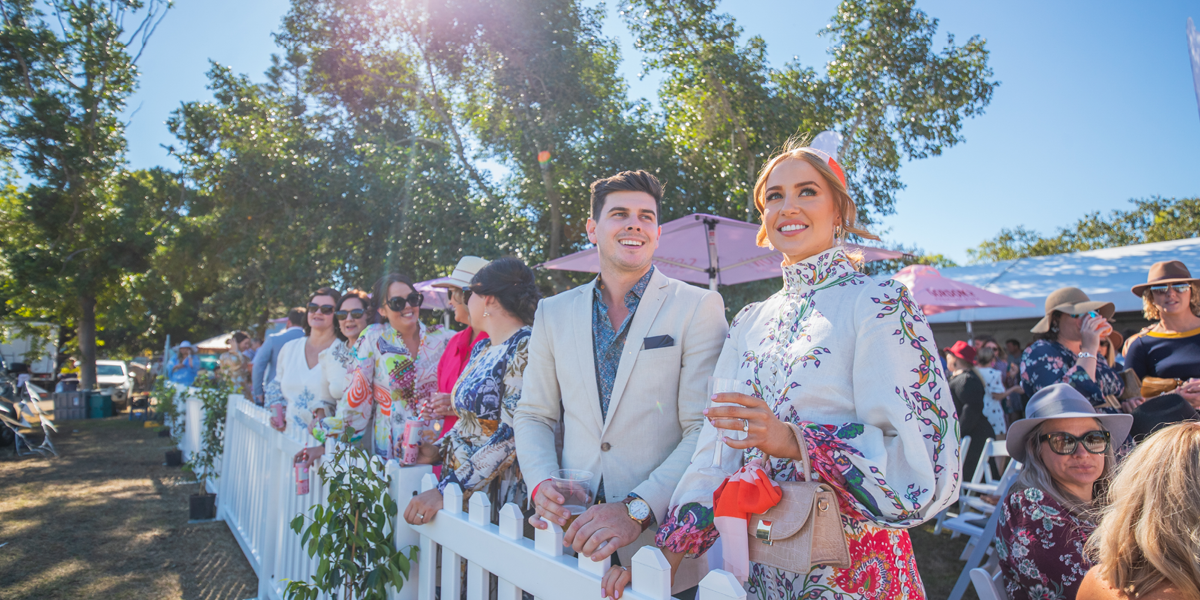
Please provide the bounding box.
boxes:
[1006,383,1133,462]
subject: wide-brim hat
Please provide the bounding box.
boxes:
[1006,383,1133,462]
[1030,286,1116,334]
[178,341,194,350]
[431,256,490,290]
[1131,260,1197,298]
[1130,393,1199,441]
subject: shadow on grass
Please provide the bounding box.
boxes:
[0,417,255,600]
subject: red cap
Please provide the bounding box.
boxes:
[944,340,977,363]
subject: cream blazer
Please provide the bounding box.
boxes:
[514,268,727,588]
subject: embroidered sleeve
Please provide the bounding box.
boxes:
[439,333,529,497]
[783,280,959,528]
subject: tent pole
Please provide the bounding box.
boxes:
[704,217,721,292]
[966,321,974,336]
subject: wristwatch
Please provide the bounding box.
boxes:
[622,495,653,531]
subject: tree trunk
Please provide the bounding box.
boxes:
[538,160,571,293]
[744,142,757,222]
[77,294,98,390]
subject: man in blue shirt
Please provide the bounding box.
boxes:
[251,307,306,404]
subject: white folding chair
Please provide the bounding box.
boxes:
[961,438,1009,496]
[971,567,1008,600]
[946,438,1009,544]
[946,460,1023,600]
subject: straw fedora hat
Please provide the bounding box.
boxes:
[1006,383,1132,462]
[1130,260,1198,298]
[431,256,490,290]
[1030,287,1115,334]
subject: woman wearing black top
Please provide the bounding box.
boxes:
[946,340,992,479]
[1125,260,1200,408]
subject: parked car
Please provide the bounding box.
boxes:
[96,360,132,410]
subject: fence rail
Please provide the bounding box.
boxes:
[174,390,744,600]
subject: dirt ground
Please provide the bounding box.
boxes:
[0,416,256,600]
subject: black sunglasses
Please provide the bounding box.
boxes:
[386,291,424,312]
[459,286,473,303]
[1038,430,1110,455]
[335,308,365,321]
[307,303,335,315]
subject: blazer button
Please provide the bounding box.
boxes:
[601,442,612,452]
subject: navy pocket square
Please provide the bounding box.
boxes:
[643,335,674,350]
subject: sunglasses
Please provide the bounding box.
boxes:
[460,286,473,303]
[1068,310,1099,319]
[1150,283,1191,295]
[307,303,335,315]
[1038,430,1110,455]
[335,308,365,321]
[385,291,424,312]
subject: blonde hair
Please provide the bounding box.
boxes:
[1086,422,1200,600]
[1141,281,1200,321]
[752,138,879,250]
[1014,419,1115,519]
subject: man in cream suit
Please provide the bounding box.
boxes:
[515,170,726,596]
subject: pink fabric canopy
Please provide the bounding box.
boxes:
[890,265,1036,315]
[414,277,451,311]
[540,213,907,289]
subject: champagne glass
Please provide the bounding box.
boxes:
[550,469,594,528]
[704,377,751,474]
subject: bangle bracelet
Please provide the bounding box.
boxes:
[1077,352,1096,360]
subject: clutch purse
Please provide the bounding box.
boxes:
[746,424,851,574]
[1141,376,1182,399]
[1116,369,1142,401]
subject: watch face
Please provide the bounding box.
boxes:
[628,498,650,521]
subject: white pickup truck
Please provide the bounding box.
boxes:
[0,322,58,385]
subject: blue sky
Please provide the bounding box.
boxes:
[123,0,1200,263]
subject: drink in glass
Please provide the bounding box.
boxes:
[705,377,752,473]
[551,469,594,529]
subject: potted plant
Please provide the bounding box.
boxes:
[153,380,184,465]
[182,377,231,521]
[285,432,416,600]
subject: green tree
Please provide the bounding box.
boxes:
[967,196,1200,263]
[0,0,170,385]
[622,0,997,225]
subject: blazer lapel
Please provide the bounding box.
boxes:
[601,270,669,437]
[573,281,605,433]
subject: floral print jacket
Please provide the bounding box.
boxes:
[320,322,451,460]
[656,247,961,600]
[1019,340,1123,414]
[437,327,530,511]
[995,486,1095,600]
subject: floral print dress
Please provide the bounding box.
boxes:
[1020,340,1123,414]
[995,487,1095,600]
[436,327,531,513]
[656,247,961,600]
[320,322,451,460]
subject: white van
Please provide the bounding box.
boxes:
[96,360,132,408]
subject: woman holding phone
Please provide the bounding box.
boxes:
[1020,287,1127,415]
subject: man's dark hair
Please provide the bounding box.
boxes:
[287,307,307,328]
[590,170,664,219]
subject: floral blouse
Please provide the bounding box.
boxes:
[218,350,251,397]
[320,322,451,460]
[995,487,1095,600]
[437,327,530,512]
[656,247,961,600]
[1020,340,1122,414]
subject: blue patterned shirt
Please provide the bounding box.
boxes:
[592,266,655,421]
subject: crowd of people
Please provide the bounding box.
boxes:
[163,141,1198,600]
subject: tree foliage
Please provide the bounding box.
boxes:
[967,196,1200,264]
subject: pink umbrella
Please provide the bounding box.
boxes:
[541,213,908,290]
[414,277,451,311]
[890,265,1035,315]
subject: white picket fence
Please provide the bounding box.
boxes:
[175,391,746,600]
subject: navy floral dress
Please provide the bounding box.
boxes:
[1019,340,1122,414]
[437,327,531,512]
[995,487,1095,600]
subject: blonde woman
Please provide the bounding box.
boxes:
[1077,422,1200,600]
[1123,261,1200,407]
[646,140,959,600]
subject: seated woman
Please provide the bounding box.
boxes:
[267,287,342,432]
[403,257,540,525]
[1021,287,1126,414]
[1123,261,1200,408]
[995,383,1132,600]
[1078,422,1200,600]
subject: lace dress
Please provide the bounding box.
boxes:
[655,247,961,600]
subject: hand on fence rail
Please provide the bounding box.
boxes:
[601,564,631,599]
[403,489,444,526]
